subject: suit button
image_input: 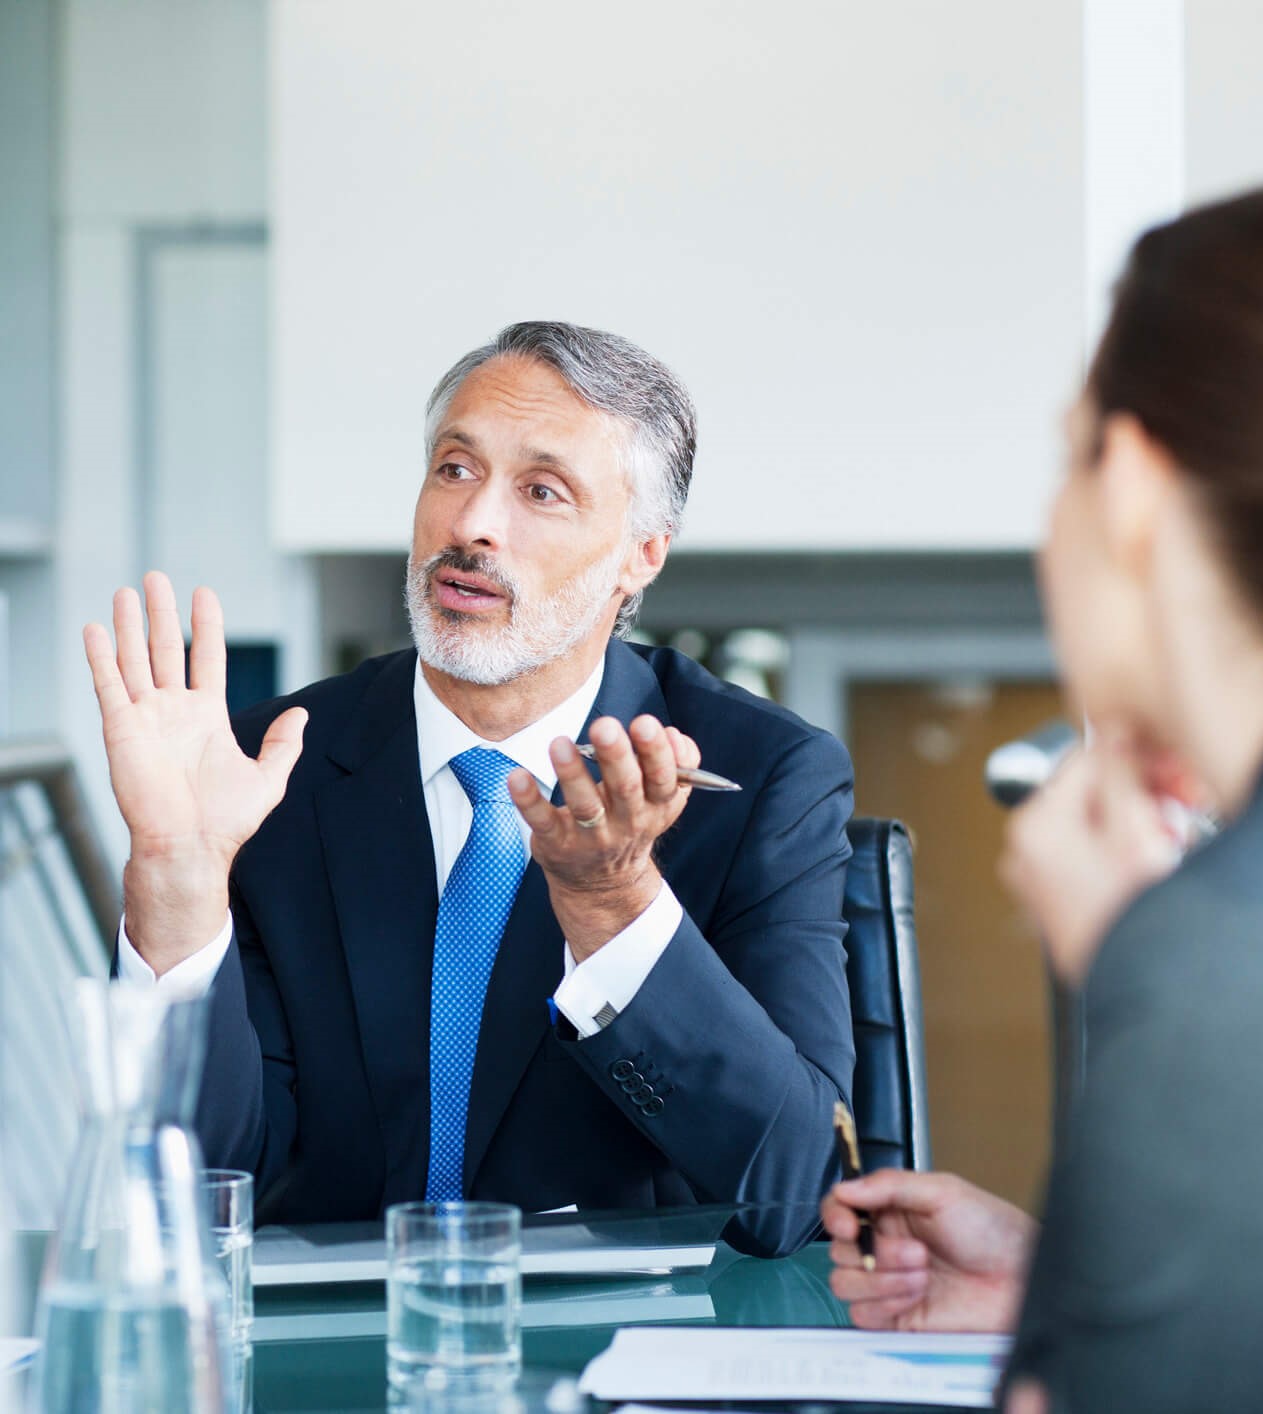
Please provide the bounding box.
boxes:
[630,1083,655,1104]
[641,1096,665,1117]
[619,1072,645,1093]
[610,1059,636,1081]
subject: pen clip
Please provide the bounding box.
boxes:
[833,1099,862,1176]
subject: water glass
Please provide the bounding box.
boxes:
[386,1201,522,1396]
[203,1169,254,1346]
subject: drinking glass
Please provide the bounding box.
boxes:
[386,1202,521,1397]
[203,1170,253,1346]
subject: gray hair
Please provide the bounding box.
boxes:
[424,321,696,636]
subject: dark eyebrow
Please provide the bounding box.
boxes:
[433,429,573,474]
[432,427,583,491]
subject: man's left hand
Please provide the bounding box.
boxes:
[507,714,700,960]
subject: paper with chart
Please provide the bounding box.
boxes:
[579,1326,1012,1408]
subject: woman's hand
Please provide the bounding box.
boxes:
[999,733,1181,985]
[822,1169,1037,1333]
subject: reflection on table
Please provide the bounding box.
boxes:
[16,1204,971,1414]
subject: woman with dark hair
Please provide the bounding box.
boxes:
[824,188,1263,1412]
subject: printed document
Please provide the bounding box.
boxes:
[579,1326,1011,1408]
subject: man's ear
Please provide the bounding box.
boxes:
[619,533,671,597]
[1097,413,1178,577]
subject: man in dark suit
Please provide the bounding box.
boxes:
[86,322,855,1253]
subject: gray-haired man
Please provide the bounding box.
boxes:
[88,321,856,1254]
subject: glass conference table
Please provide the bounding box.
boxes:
[16,1205,981,1414]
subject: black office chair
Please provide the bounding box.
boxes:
[842,817,932,1172]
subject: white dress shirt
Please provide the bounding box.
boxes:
[117,654,683,1035]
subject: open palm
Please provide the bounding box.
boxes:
[84,572,306,883]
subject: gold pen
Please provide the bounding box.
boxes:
[833,1099,876,1271]
[575,742,742,792]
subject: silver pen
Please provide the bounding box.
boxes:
[575,742,742,792]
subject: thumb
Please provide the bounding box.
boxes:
[256,706,308,802]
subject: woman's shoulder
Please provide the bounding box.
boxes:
[1088,797,1263,1010]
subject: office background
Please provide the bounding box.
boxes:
[1,0,1261,1228]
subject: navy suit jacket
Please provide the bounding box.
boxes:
[196,639,855,1253]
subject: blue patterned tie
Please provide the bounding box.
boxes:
[425,748,529,1200]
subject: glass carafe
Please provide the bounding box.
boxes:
[29,981,231,1413]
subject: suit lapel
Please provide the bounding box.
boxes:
[314,652,438,1204]
[462,640,673,1189]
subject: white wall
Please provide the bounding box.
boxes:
[56,0,316,866]
[1185,0,1263,203]
[0,0,57,737]
[1082,0,1184,350]
[12,0,1263,849]
[271,0,1085,556]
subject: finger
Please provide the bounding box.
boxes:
[630,715,682,805]
[1093,738,1158,817]
[845,1295,929,1331]
[552,734,610,826]
[998,752,1094,893]
[144,571,187,690]
[829,1168,950,1218]
[1015,746,1091,833]
[112,586,154,698]
[1097,754,1181,875]
[665,726,701,772]
[1042,741,1088,794]
[188,585,227,696]
[255,707,307,805]
[508,767,563,837]
[820,1191,858,1240]
[586,717,645,822]
[829,1233,929,1272]
[83,622,131,722]
[829,1266,929,1308]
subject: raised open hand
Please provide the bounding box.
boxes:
[83,571,306,969]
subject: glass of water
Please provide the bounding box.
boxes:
[203,1169,254,1347]
[386,1201,522,1396]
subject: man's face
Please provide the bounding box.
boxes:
[407,355,648,686]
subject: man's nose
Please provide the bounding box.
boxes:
[449,478,510,550]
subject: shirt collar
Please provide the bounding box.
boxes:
[412,653,606,793]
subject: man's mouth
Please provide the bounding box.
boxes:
[430,567,511,614]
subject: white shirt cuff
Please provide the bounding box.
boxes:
[554,882,683,1038]
[115,912,234,1001]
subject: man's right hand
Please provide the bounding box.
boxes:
[84,571,307,975]
[821,1169,1038,1334]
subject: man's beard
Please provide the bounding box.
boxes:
[405,543,627,686]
